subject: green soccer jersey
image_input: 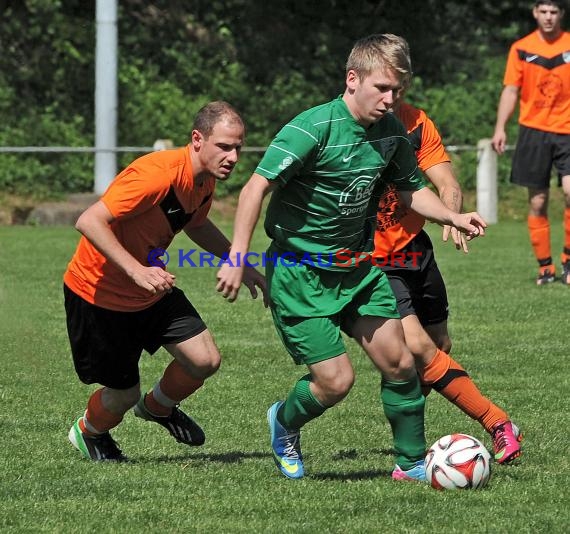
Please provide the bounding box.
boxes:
[256,96,426,268]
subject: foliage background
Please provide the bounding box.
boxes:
[0,0,542,198]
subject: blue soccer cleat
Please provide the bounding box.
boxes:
[267,401,304,479]
[392,459,427,482]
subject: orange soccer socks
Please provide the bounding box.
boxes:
[528,215,554,275]
[419,349,508,434]
[561,209,570,284]
[143,360,204,416]
[563,208,570,253]
[80,388,124,435]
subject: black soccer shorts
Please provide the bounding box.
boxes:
[382,232,449,326]
[64,285,207,389]
[510,125,570,189]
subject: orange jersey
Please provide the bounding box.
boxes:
[64,146,215,311]
[503,30,570,134]
[374,103,450,257]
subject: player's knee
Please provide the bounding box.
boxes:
[407,336,438,363]
[399,354,417,378]
[205,348,222,374]
[316,373,354,404]
[208,354,222,376]
[385,347,418,381]
[177,348,221,379]
[194,350,221,378]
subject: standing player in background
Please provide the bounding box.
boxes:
[216,34,486,481]
[375,36,522,465]
[64,101,266,461]
[492,0,570,285]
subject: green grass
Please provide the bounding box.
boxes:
[0,218,569,533]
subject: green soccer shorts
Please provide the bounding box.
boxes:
[266,253,400,365]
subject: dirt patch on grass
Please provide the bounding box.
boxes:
[0,193,240,226]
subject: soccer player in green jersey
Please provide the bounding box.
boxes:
[216,34,487,481]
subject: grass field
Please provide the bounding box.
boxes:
[0,216,569,533]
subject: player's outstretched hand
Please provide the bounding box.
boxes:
[491,131,507,155]
[242,266,268,307]
[216,262,244,303]
[450,212,487,242]
[132,266,176,295]
[443,225,469,253]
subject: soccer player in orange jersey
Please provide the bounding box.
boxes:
[374,36,523,464]
[492,0,570,285]
[64,101,266,461]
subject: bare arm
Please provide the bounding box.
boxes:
[400,187,486,240]
[185,218,232,258]
[424,161,467,251]
[491,85,519,154]
[75,200,175,294]
[216,173,276,302]
[185,217,268,304]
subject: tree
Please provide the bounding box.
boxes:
[0,0,541,197]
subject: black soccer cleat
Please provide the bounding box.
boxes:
[68,418,127,461]
[536,267,555,285]
[133,395,206,446]
[561,260,570,285]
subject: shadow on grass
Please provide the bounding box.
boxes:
[311,447,395,481]
[331,447,395,461]
[310,469,391,481]
[136,450,272,464]
[129,446,396,479]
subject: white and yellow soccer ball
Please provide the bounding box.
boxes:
[425,433,492,490]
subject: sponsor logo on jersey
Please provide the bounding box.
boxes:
[279,156,294,170]
[339,175,376,215]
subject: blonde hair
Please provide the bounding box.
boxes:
[346,33,412,88]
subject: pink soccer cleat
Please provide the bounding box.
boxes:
[491,420,523,464]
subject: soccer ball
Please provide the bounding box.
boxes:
[425,434,492,490]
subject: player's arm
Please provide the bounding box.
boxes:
[491,85,519,154]
[75,200,175,294]
[216,173,276,303]
[185,218,231,258]
[399,187,486,241]
[185,218,268,305]
[424,162,467,252]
